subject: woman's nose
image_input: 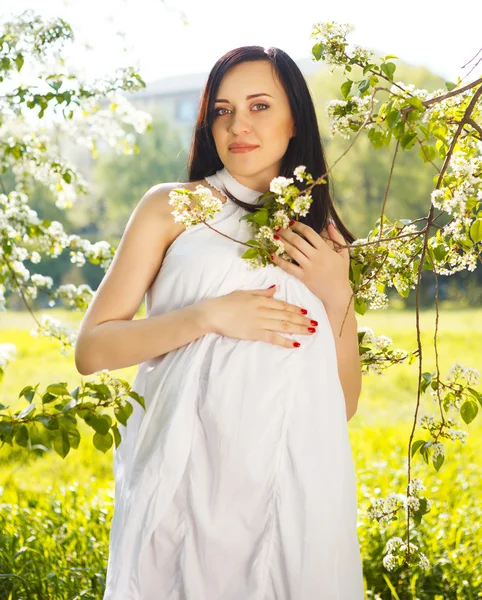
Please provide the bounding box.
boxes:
[228,115,251,135]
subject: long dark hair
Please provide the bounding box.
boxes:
[187,45,355,244]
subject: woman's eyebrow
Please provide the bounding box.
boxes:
[214,93,273,103]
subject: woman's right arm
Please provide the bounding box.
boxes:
[74,183,212,376]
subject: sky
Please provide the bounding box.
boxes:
[1,0,481,86]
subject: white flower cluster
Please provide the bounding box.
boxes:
[2,124,89,210]
[293,165,307,182]
[419,413,469,445]
[291,194,312,217]
[407,477,425,495]
[30,314,78,357]
[1,191,115,313]
[352,45,375,64]
[430,148,481,219]
[432,441,445,457]
[0,343,17,370]
[325,95,378,139]
[68,237,114,270]
[447,361,480,386]
[270,176,294,196]
[382,536,430,572]
[52,283,94,311]
[350,222,423,308]
[366,492,405,525]
[168,185,224,228]
[358,326,409,375]
[271,210,291,229]
[311,22,355,66]
[367,483,432,526]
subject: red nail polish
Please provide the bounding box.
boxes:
[300,308,308,315]
[293,342,301,348]
[270,254,275,260]
[308,327,316,333]
[273,235,280,240]
[274,226,281,231]
[289,220,295,226]
[268,284,276,289]
[310,320,318,326]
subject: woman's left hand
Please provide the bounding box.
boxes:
[270,220,352,306]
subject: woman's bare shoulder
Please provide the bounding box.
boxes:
[143,179,207,211]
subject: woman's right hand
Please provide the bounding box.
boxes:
[199,286,318,348]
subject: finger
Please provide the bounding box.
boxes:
[326,224,349,253]
[271,252,304,280]
[276,227,317,262]
[288,221,324,251]
[275,236,312,269]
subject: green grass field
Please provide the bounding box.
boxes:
[1,307,481,599]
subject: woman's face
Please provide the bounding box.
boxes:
[210,60,296,193]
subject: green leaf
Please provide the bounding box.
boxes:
[354,296,367,315]
[53,429,70,458]
[114,401,133,427]
[250,209,269,226]
[85,383,112,400]
[420,441,433,464]
[407,109,422,122]
[17,403,36,420]
[421,372,435,393]
[19,385,37,403]
[367,128,385,149]
[312,42,323,61]
[46,383,70,397]
[15,53,24,72]
[386,110,400,129]
[380,62,396,80]
[445,81,456,91]
[61,398,78,413]
[432,453,445,472]
[93,431,113,453]
[419,145,436,163]
[407,97,425,111]
[15,424,29,448]
[470,219,482,242]
[392,121,405,139]
[358,78,371,94]
[341,80,352,98]
[242,248,259,259]
[412,497,431,526]
[112,424,122,448]
[467,387,482,407]
[84,413,110,435]
[129,390,145,410]
[411,439,426,457]
[460,400,478,424]
[400,132,417,150]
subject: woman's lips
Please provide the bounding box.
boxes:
[229,146,258,153]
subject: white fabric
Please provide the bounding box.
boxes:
[102,167,364,599]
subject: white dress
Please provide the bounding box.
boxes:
[102,168,364,599]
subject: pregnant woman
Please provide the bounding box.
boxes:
[75,45,365,599]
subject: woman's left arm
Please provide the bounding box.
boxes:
[322,286,361,421]
[271,220,362,421]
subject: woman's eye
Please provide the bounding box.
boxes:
[213,103,269,117]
